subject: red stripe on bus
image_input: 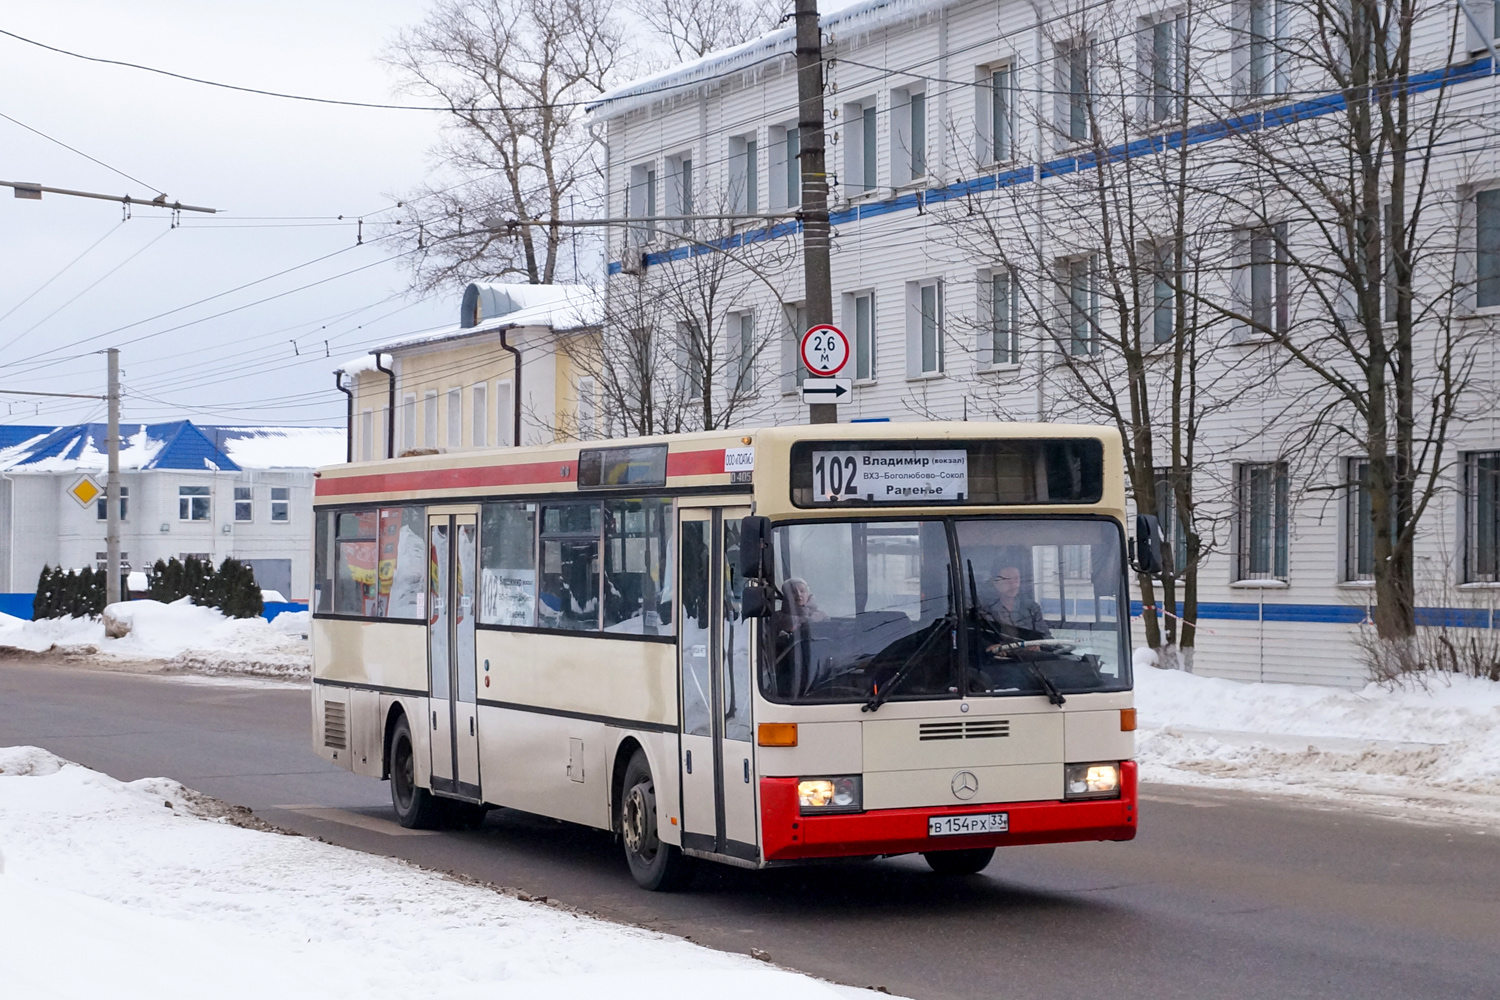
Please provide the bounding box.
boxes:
[315,448,728,497]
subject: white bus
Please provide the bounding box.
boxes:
[311,422,1140,889]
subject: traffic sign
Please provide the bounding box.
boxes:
[800,324,849,377]
[68,475,102,509]
[800,377,852,404]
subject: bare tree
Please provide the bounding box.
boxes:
[556,215,796,439]
[384,0,625,288]
[1194,0,1487,646]
[942,0,1256,670]
[626,0,783,63]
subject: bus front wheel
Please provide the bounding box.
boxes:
[620,750,694,891]
[922,847,995,875]
[389,714,440,829]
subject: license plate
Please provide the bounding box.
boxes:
[928,812,1009,837]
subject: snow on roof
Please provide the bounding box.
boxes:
[0,421,343,473]
[587,0,945,118]
[348,284,601,362]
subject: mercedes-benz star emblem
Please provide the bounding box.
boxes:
[951,770,979,800]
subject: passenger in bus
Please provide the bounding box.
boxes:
[771,578,827,636]
[985,563,1050,638]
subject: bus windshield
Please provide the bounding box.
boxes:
[760,517,1129,704]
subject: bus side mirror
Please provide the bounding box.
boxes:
[1130,514,1164,575]
[742,584,774,618]
[740,515,772,580]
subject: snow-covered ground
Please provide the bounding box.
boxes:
[0,746,891,1000]
[0,600,310,677]
[1135,659,1500,826]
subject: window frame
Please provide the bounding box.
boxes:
[1235,461,1290,582]
[270,486,290,523]
[906,279,945,377]
[95,484,129,522]
[1465,451,1500,583]
[1139,10,1187,123]
[1055,37,1093,147]
[984,268,1021,368]
[178,484,211,522]
[234,486,254,523]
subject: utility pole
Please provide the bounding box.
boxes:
[795,0,836,425]
[106,348,122,606]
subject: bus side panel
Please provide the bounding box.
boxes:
[348,688,383,777]
[480,631,677,729]
[477,706,609,828]
[313,619,428,692]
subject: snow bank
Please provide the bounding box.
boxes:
[0,747,883,1000]
[0,600,310,677]
[1135,663,1500,824]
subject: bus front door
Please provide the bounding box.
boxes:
[678,505,757,863]
[426,510,481,800]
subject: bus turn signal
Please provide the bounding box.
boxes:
[1120,708,1137,732]
[758,723,798,747]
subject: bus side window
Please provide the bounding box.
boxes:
[335,510,379,616]
[603,498,674,635]
[314,510,333,614]
[539,502,602,632]
[377,506,426,619]
[480,502,538,627]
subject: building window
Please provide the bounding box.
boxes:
[95,485,128,521]
[1062,256,1098,356]
[1237,0,1287,99]
[495,380,515,446]
[472,384,487,448]
[1476,190,1500,308]
[844,100,879,195]
[907,280,944,375]
[1056,38,1091,144]
[667,153,693,233]
[1465,452,1500,582]
[401,393,416,451]
[423,391,438,449]
[783,127,801,208]
[730,312,755,393]
[1345,459,1374,581]
[179,485,210,521]
[234,486,253,522]
[271,487,290,523]
[891,89,926,184]
[95,551,130,573]
[1142,12,1186,122]
[678,323,705,402]
[988,270,1019,365]
[577,377,597,438]
[1148,242,1179,344]
[446,388,461,449]
[1155,470,1189,572]
[783,302,808,391]
[990,66,1014,162]
[1236,462,1289,581]
[729,135,758,214]
[360,409,373,462]
[628,163,657,243]
[1235,223,1289,340]
[854,292,875,380]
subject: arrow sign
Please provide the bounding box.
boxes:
[800,377,852,404]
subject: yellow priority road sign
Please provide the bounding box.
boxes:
[68,475,102,509]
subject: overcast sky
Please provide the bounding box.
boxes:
[0,0,469,429]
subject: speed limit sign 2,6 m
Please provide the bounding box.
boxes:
[800,324,849,378]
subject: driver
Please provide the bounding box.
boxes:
[986,563,1050,638]
[772,577,827,635]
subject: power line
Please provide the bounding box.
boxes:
[0,108,164,194]
[0,220,124,326]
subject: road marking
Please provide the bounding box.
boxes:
[272,805,440,836]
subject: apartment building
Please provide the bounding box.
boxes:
[585,0,1500,685]
[339,281,601,460]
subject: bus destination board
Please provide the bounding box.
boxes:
[810,448,968,503]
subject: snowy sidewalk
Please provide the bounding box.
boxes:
[0,599,310,678]
[1135,664,1500,826]
[0,746,892,1000]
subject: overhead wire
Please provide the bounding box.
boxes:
[0,107,165,194]
[0,219,125,326]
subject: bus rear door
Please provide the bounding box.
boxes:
[426,508,481,801]
[678,505,757,863]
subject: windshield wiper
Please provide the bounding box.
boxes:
[1029,663,1067,706]
[862,612,955,712]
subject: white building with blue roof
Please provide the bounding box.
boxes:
[0,420,343,605]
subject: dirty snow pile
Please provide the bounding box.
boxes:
[0,746,885,1000]
[1134,654,1500,825]
[0,600,310,677]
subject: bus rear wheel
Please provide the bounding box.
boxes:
[389,714,440,829]
[620,750,694,891]
[922,847,995,875]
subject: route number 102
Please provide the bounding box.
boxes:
[814,453,859,500]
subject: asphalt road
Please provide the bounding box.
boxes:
[3,658,1497,1000]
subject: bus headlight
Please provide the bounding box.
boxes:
[797,775,862,814]
[1064,763,1121,799]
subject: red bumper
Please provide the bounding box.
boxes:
[760,760,1137,861]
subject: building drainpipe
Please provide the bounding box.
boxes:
[498,327,522,447]
[334,370,353,463]
[372,352,396,459]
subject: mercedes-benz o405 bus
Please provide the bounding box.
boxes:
[310,423,1138,889]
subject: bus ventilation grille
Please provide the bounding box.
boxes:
[919,720,1010,741]
[323,700,348,750]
